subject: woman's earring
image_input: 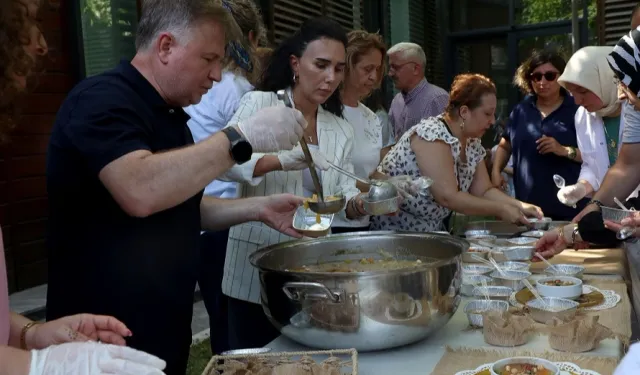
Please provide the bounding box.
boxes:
[461,119,465,131]
[292,72,298,83]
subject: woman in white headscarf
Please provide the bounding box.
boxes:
[554,46,636,207]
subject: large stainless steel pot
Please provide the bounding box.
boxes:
[249,231,467,351]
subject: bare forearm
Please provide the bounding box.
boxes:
[438,191,502,217]
[253,155,282,177]
[483,187,521,207]
[101,132,236,217]
[592,162,640,206]
[0,346,31,375]
[200,196,261,231]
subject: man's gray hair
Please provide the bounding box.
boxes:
[135,0,238,51]
[387,42,426,67]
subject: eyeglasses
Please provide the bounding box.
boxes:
[389,62,417,72]
[530,71,559,82]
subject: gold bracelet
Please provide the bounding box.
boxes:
[20,321,39,350]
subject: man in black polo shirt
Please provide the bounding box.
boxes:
[45,1,308,374]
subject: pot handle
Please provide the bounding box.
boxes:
[282,282,343,303]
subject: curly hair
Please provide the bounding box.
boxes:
[0,0,44,142]
[257,17,348,118]
[513,47,567,95]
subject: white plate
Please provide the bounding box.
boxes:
[509,285,621,311]
[454,361,601,375]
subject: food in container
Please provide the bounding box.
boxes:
[293,206,334,238]
[249,232,466,351]
[483,311,536,347]
[498,261,530,271]
[472,286,513,301]
[462,264,493,275]
[499,246,534,261]
[546,315,613,353]
[464,300,509,327]
[506,237,538,246]
[525,297,578,324]
[544,264,585,279]
[490,357,559,375]
[462,245,491,263]
[304,193,346,215]
[490,270,531,291]
[461,274,494,296]
[535,276,582,300]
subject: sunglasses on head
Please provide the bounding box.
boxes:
[531,71,558,82]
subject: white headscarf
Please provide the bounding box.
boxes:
[558,46,620,118]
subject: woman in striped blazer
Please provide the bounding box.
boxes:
[219,17,365,350]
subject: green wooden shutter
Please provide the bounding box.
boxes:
[80,0,139,77]
[602,0,636,46]
[272,0,365,44]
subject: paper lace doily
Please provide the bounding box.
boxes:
[508,285,621,311]
[454,361,601,375]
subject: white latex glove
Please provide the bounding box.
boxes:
[29,341,166,375]
[557,182,587,207]
[385,175,434,198]
[614,342,640,375]
[277,145,330,171]
[237,106,307,153]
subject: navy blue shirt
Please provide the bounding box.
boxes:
[46,61,203,374]
[504,94,586,220]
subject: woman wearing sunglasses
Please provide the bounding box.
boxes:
[492,48,583,220]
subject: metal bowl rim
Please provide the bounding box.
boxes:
[464,299,510,313]
[249,231,468,276]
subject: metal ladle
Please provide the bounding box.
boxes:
[327,162,398,200]
[276,89,324,202]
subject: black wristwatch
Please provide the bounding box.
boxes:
[221,126,252,164]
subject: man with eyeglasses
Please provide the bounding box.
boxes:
[387,42,449,142]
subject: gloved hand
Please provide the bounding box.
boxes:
[277,145,330,171]
[557,182,588,207]
[236,106,307,153]
[614,342,640,375]
[384,176,433,198]
[29,341,166,375]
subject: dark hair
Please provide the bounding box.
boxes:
[257,17,348,117]
[445,73,497,115]
[514,48,567,95]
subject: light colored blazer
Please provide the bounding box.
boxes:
[221,90,360,303]
[575,106,639,198]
